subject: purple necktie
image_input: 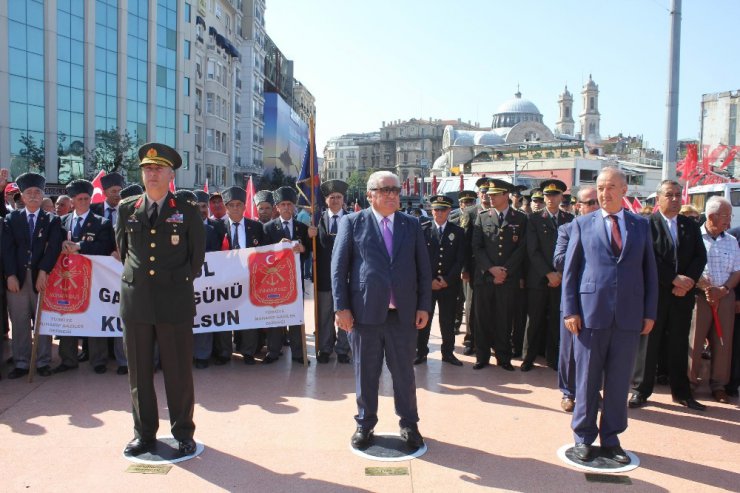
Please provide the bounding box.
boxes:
[381,217,396,307]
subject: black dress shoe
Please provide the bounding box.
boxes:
[442,354,463,366]
[93,365,107,374]
[498,361,515,371]
[53,363,78,374]
[124,438,156,456]
[400,426,424,449]
[37,366,53,377]
[725,386,739,398]
[213,356,230,365]
[520,361,534,372]
[262,355,279,364]
[116,365,129,375]
[317,352,330,364]
[463,347,475,356]
[656,374,670,385]
[337,354,351,364]
[602,445,630,464]
[628,393,647,408]
[413,355,427,365]
[472,361,489,370]
[243,354,256,365]
[178,438,197,456]
[351,427,374,448]
[673,396,707,411]
[77,350,89,362]
[292,356,310,365]
[195,359,209,369]
[574,443,594,461]
[7,368,29,379]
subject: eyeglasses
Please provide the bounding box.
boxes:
[578,199,598,206]
[661,193,681,200]
[370,186,402,196]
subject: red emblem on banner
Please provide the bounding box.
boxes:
[248,249,298,307]
[42,254,93,314]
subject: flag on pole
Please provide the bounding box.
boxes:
[204,179,209,194]
[431,175,438,195]
[632,197,643,212]
[244,175,257,220]
[354,202,361,212]
[169,178,176,193]
[296,118,321,223]
[459,174,464,192]
[413,177,419,195]
[91,170,107,204]
[621,196,635,213]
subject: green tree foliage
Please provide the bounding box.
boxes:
[86,127,139,181]
[18,134,45,174]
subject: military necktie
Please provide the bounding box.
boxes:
[232,222,240,249]
[72,216,83,241]
[498,211,504,224]
[150,202,159,224]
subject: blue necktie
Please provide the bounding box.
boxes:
[232,222,240,249]
[28,213,35,238]
[330,215,338,234]
[282,221,291,239]
[72,216,83,241]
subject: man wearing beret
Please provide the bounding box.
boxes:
[3,172,64,379]
[472,179,528,371]
[54,179,116,375]
[315,180,351,364]
[416,195,466,366]
[522,179,573,372]
[215,186,265,366]
[262,186,317,364]
[116,143,205,457]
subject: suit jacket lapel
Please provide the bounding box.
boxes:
[391,212,405,260]
[620,213,638,261]
[364,209,390,261]
[593,213,612,255]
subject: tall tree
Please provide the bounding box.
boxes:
[86,127,139,180]
[18,134,45,174]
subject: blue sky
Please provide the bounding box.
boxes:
[266,0,740,155]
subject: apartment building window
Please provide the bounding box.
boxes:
[215,130,221,151]
[196,54,203,78]
[182,150,190,170]
[195,88,202,115]
[207,59,215,79]
[183,114,190,133]
[184,40,191,60]
[206,92,214,114]
[206,128,214,149]
[184,2,191,22]
[195,125,202,152]
[184,77,190,96]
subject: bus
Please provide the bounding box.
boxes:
[687,183,740,229]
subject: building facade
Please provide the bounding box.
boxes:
[322,133,369,181]
[291,79,315,126]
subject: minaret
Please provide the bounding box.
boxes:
[580,74,601,143]
[555,85,575,136]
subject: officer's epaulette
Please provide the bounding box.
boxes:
[173,195,198,208]
[119,194,141,206]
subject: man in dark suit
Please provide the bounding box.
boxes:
[563,167,658,464]
[262,186,317,365]
[472,179,528,371]
[3,172,63,379]
[90,172,124,224]
[254,190,275,225]
[218,186,265,365]
[54,179,116,375]
[553,186,600,412]
[332,170,431,450]
[725,225,740,398]
[315,179,351,364]
[416,194,465,366]
[629,180,707,410]
[522,179,573,372]
[117,143,205,457]
[450,190,476,336]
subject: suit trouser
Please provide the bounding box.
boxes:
[417,284,458,357]
[454,282,465,329]
[524,285,561,366]
[350,310,418,429]
[7,272,51,369]
[58,336,108,368]
[317,290,349,355]
[729,314,740,391]
[632,287,695,399]
[572,324,640,447]
[123,320,195,441]
[689,293,735,391]
[557,311,576,399]
[474,281,514,364]
[213,331,233,359]
[266,325,302,358]
[463,281,476,347]
[511,283,528,355]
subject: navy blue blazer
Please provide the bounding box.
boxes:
[331,208,432,328]
[2,208,63,290]
[553,222,573,273]
[223,217,265,250]
[562,210,658,331]
[61,212,116,256]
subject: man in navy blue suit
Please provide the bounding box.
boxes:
[332,171,432,450]
[562,167,658,464]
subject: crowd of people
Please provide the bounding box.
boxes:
[0,152,738,459]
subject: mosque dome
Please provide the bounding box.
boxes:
[491,91,544,129]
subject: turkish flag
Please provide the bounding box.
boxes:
[354,202,361,212]
[91,170,106,204]
[204,178,209,194]
[244,176,257,220]
[169,177,176,193]
[431,175,438,195]
[632,197,643,212]
[622,196,635,213]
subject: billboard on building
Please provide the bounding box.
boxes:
[263,93,308,178]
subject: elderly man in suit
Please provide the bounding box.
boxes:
[3,172,64,379]
[630,180,707,410]
[562,167,658,464]
[316,179,351,364]
[332,170,431,450]
[54,179,117,375]
[90,172,124,224]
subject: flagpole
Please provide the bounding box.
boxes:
[308,117,318,365]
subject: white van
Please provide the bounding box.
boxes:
[687,182,740,229]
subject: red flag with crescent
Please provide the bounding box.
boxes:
[42,254,93,314]
[248,248,298,306]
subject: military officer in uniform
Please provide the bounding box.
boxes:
[262,186,317,364]
[522,179,573,372]
[451,190,477,335]
[416,195,466,365]
[316,179,352,364]
[471,179,528,371]
[530,188,545,213]
[54,179,116,374]
[3,172,63,379]
[117,143,205,457]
